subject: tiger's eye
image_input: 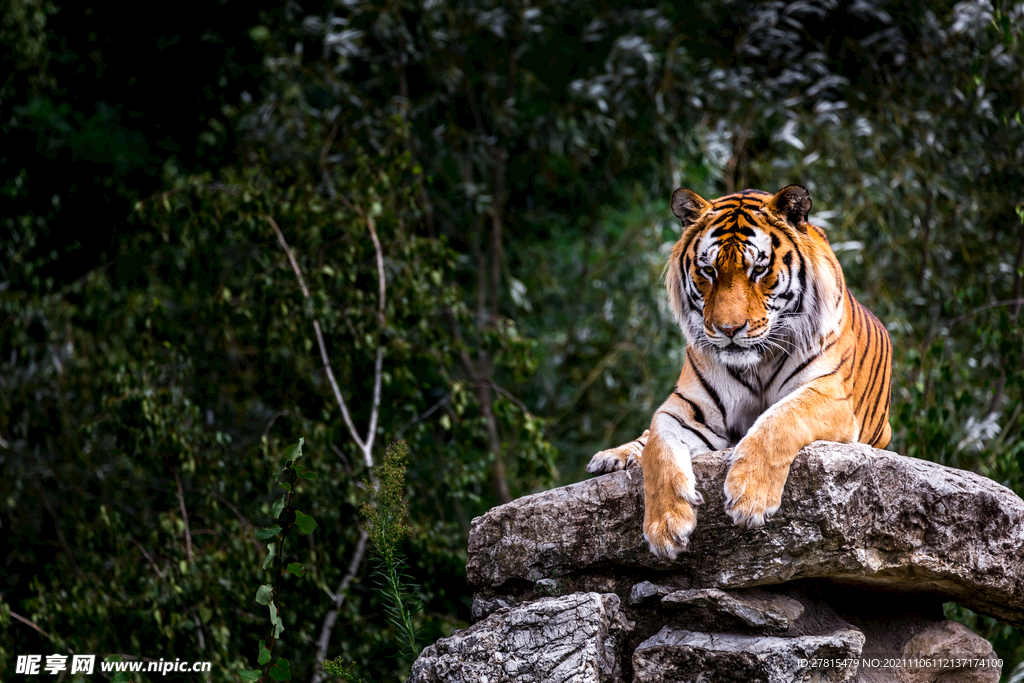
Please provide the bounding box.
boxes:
[752,265,767,276]
[702,266,715,278]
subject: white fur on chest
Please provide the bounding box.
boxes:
[707,343,827,444]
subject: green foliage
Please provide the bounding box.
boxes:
[361,441,420,665]
[2,0,1023,680]
[321,657,366,683]
[248,438,323,681]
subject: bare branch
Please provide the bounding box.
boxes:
[364,214,387,466]
[396,393,452,439]
[173,468,193,562]
[920,298,1024,351]
[443,307,480,380]
[268,206,388,674]
[33,478,82,578]
[9,610,51,638]
[468,381,533,417]
[130,538,166,579]
[310,529,369,683]
[267,215,365,453]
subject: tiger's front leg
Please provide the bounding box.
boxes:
[641,407,725,559]
[724,375,858,528]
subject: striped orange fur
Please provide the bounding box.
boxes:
[587,185,892,559]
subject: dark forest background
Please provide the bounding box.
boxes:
[2,0,1023,680]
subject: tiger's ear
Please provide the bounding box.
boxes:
[769,185,812,231]
[671,189,710,229]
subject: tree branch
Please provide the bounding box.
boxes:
[173,468,193,562]
[920,299,1024,351]
[33,477,82,578]
[364,213,387,466]
[310,530,369,683]
[268,207,388,675]
[9,609,51,639]
[267,215,366,456]
[129,538,166,579]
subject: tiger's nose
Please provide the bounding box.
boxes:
[716,322,745,337]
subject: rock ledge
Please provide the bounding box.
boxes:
[413,442,1020,682]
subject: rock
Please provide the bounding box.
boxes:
[409,592,631,683]
[898,620,1002,683]
[660,587,804,633]
[631,626,866,683]
[416,442,1015,682]
[466,441,1024,627]
[470,594,523,621]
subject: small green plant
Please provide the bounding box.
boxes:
[240,438,319,682]
[361,440,421,663]
[320,657,366,683]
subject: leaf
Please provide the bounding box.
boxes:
[293,510,317,534]
[239,670,262,681]
[111,674,131,683]
[285,562,305,576]
[272,496,286,519]
[262,543,277,570]
[269,601,285,638]
[256,526,282,540]
[301,471,318,480]
[258,640,271,665]
[269,657,292,681]
[255,584,273,606]
[282,438,304,464]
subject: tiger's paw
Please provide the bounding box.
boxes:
[586,430,648,475]
[643,471,704,560]
[587,447,628,475]
[643,496,699,560]
[722,445,786,529]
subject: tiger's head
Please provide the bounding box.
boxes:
[665,185,845,367]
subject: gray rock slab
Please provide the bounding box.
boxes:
[660,587,804,632]
[631,626,865,683]
[410,592,630,683]
[466,442,1024,627]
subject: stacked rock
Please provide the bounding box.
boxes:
[411,442,1024,683]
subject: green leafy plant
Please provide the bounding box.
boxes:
[320,657,366,683]
[361,440,421,663]
[241,438,319,682]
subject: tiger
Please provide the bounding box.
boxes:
[587,185,892,560]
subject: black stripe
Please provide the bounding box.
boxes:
[854,332,878,414]
[765,352,790,388]
[687,348,727,422]
[781,338,839,389]
[760,250,776,284]
[862,328,892,439]
[674,391,706,425]
[847,290,859,331]
[878,378,893,444]
[855,310,875,376]
[658,411,716,451]
[813,354,849,382]
[858,319,889,418]
[727,366,759,394]
[867,369,891,446]
[674,392,727,440]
